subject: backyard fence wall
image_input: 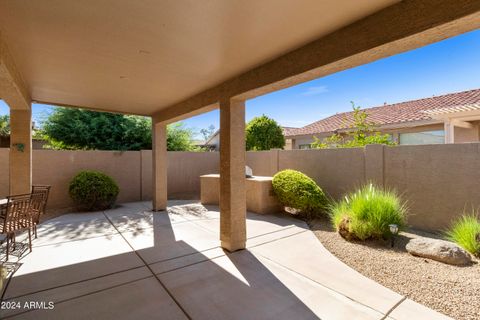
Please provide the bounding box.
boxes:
[0,144,479,230]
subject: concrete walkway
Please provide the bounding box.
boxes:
[0,201,450,320]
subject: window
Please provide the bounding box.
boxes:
[399,130,444,145]
[299,144,312,149]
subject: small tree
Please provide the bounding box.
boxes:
[167,123,197,151]
[41,108,150,150]
[312,103,394,149]
[246,115,285,151]
[40,107,198,151]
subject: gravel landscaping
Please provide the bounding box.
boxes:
[310,216,480,320]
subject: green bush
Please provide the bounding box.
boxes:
[272,169,327,219]
[246,115,285,151]
[330,184,407,240]
[446,214,480,256]
[69,171,119,211]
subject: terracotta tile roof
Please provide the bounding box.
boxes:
[282,126,299,136]
[286,88,480,137]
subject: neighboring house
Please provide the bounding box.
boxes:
[281,127,298,150]
[285,88,480,149]
[203,129,220,151]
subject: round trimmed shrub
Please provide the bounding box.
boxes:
[272,169,327,219]
[69,171,119,211]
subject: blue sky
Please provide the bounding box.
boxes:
[1,29,480,137]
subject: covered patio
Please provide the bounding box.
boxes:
[0,201,448,319]
[1,0,479,252]
[0,0,479,318]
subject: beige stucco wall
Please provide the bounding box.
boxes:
[384,143,480,230]
[1,145,479,231]
[284,139,293,150]
[279,148,366,199]
[32,150,141,211]
[454,124,480,143]
[141,151,220,200]
[246,150,278,176]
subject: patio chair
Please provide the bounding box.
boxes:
[0,194,34,261]
[31,185,51,238]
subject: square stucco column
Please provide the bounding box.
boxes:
[444,121,455,143]
[152,121,167,211]
[219,98,246,252]
[9,109,32,195]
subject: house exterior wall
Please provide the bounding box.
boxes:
[454,123,480,143]
[288,133,328,149]
[289,122,480,148]
[207,134,220,151]
[284,139,293,150]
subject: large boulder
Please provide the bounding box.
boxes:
[406,237,472,265]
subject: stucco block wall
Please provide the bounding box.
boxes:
[246,150,278,176]
[278,148,365,199]
[141,151,220,200]
[384,143,480,230]
[32,150,141,210]
[1,145,479,230]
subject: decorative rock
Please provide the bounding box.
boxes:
[337,217,357,241]
[406,237,472,266]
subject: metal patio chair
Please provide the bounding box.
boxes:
[30,185,51,238]
[0,194,34,261]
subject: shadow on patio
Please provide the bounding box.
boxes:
[0,201,445,320]
[0,201,321,319]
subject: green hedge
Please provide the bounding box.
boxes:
[272,169,327,219]
[69,171,119,211]
[446,214,480,256]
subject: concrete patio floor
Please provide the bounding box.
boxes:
[0,201,450,320]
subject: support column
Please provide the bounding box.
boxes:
[219,98,246,252]
[152,120,167,211]
[444,120,455,144]
[9,108,32,195]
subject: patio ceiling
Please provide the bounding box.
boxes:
[0,0,399,116]
[0,1,479,120]
[1,1,479,120]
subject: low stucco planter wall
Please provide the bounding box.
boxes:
[200,174,282,215]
